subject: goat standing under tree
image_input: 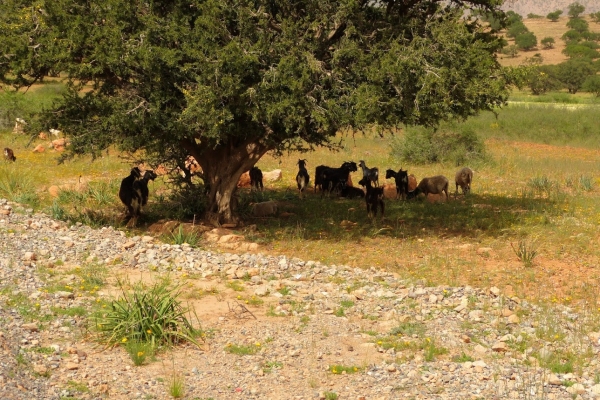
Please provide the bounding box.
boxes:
[359,178,385,218]
[119,167,142,222]
[249,166,263,191]
[359,160,379,187]
[385,168,409,200]
[296,159,310,197]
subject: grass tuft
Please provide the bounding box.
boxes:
[94,279,202,349]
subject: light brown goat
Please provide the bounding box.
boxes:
[455,167,473,196]
[414,175,449,202]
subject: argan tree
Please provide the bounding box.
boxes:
[546,10,563,22]
[0,0,512,224]
[568,2,585,19]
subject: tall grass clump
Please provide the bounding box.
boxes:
[168,225,200,247]
[390,125,488,166]
[511,240,538,268]
[94,280,202,352]
[0,164,39,207]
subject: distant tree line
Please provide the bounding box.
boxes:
[525,2,600,96]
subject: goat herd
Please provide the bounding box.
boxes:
[3,144,473,222]
[252,160,474,218]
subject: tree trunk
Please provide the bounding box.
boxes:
[189,139,269,226]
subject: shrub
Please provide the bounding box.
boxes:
[515,32,537,51]
[566,17,589,33]
[94,280,202,348]
[541,37,555,49]
[390,125,488,166]
[501,44,519,58]
[567,2,585,19]
[506,21,528,39]
[583,75,600,97]
[546,10,562,22]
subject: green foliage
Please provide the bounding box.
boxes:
[390,125,488,166]
[541,37,555,50]
[555,60,596,94]
[567,2,585,19]
[527,14,543,19]
[511,240,538,268]
[0,164,39,207]
[566,17,589,33]
[167,372,185,399]
[168,225,200,247]
[546,10,563,22]
[452,352,475,363]
[583,75,600,97]
[502,44,519,58]
[423,338,448,361]
[124,340,154,366]
[506,22,529,39]
[506,11,523,26]
[562,30,582,44]
[94,280,202,348]
[225,343,259,356]
[323,392,338,400]
[0,0,512,223]
[329,365,361,374]
[563,43,600,60]
[591,12,600,23]
[515,32,537,51]
[390,322,426,337]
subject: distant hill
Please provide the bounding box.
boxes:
[502,0,600,17]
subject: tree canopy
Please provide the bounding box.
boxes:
[0,0,512,224]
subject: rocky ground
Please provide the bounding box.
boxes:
[1,198,600,400]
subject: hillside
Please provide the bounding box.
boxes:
[497,16,600,67]
[502,0,600,16]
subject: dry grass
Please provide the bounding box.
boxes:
[498,16,600,67]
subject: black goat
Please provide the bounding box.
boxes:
[359,160,379,187]
[340,185,365,199]
[358,178,385,218]
[3,147,16,162]
[321,161,358,197]
[296,159,310,195]
[385,168,409,200]
[314,165,328,193]
[136,170,158,208]
[249,166,264,191]
[119,167,142,218]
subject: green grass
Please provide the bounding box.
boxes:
[167,372,185,399]
[93,280,202,348]
[452,352,475,363]
[124,340,155,366]
[329,364,362,374]
[167,225,200,247]
[224,343,260,356]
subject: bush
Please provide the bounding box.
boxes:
[582,75,600,97]
[515,32,538,51]
[566,17,589,33]
[507,21,529,39]
[390,125,488,166]
[94,280,202,349]
[568,2,585,19]
[541,37,555,50]
[546,10,563,22]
